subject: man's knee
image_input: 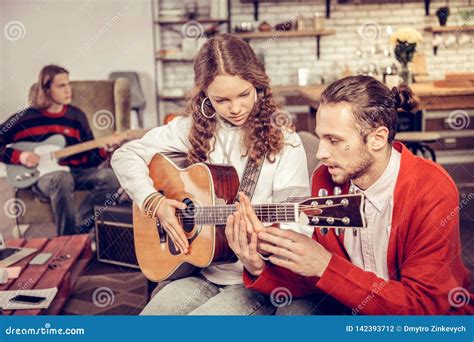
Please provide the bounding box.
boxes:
[92,169,120,191]
[38,171,74,196]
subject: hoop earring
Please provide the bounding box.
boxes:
[200,97,216,119]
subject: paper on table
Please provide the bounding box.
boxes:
[6,266,21,279]
[0,287,58,310]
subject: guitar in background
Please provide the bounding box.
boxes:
[6,129,146,189]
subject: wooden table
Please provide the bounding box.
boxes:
[1,234,93,315]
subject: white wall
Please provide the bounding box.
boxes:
[0,0,158,128]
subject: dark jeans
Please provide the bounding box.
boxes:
[31,168,120,236]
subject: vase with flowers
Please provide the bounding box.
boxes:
[390,27,423,84]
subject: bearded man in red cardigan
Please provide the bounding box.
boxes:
[225,75,473,315]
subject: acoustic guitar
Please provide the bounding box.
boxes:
[134,153,366,282]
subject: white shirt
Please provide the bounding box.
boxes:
[111,116,312,285]
[344,147,401,280]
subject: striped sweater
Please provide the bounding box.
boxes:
[0,105,107,168]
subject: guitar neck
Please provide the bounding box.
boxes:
[187,203,298,225]
[52,129,146,160]
[53,136,112,159]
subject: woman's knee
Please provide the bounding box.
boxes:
[140,277,218,315]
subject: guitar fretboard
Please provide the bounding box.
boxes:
[180,203,297,225]
[52,129,146,159]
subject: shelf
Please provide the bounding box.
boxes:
[234,29,334,40]
[424,25,474,55]
[424,25,474,33]
[155,18,230,25]
[158,95,186,102]
[156,57,194,63]
[241,0,331,20]
[234,29,335,59]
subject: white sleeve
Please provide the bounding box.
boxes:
[273,131,314,237]
[111,116,192,209]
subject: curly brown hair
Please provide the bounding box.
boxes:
[185,34,285,165]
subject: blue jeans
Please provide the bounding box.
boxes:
[140,276,350,315]
[140,276,276,315]
[31,168,120,235]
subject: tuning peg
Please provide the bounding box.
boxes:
[311,217,319,224]
[333,186,342,195]
[318,188,328,197]
[326,217,334,225]
[349,185,357,194]
[319,227,329,235]
[342,217,350,225]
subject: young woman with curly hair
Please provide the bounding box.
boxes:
[111,34,311,315]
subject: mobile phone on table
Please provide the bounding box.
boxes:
[29,252,52,265]
[9,294,47,304]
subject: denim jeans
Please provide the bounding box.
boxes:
[141,275,352,316]
[31,168,120,236]
[140,276,276,315]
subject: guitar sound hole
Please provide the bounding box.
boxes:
[181,198,195,234]
[168,198,200,255]
[169,241,180,255]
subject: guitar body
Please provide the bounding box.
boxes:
[6,129,146,189]
[133,153,239,282]
[6,134,70,188]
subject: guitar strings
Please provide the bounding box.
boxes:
[167,203,346,224]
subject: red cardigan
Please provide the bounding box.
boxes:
[244,142,473,315]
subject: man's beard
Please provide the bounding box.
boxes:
[330,146,373,185]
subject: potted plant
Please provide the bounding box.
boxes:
[436,7,450,26]
[390,27,423,84]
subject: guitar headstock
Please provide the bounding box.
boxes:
[298,191,366,229]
